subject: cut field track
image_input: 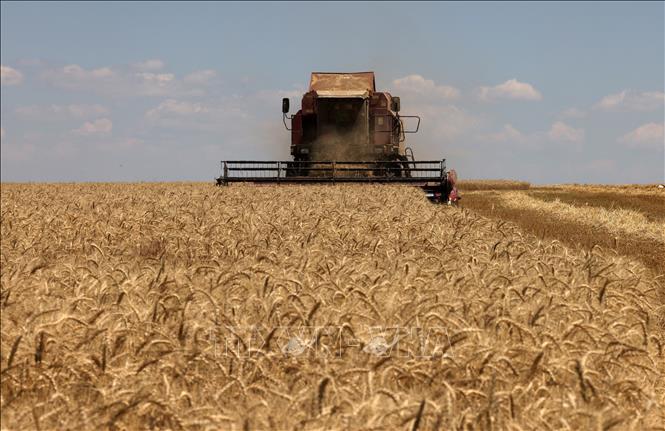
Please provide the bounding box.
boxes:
[461,188,665,276]
[526,190,665,222]
[542,184,663,196]
[501,192,663,242]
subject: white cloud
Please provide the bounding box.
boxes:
[618,122,664,149]
[73,118,113,136]
[392,103,480,162]
[144,97,252,133]
[477,79,542,101]
[16,104,109,118]
[146,99,210,119]
[560,107,587,119]
[42,62,216,97]
[62,64,115,80]
[482,124,527,143]
[548,121,585,144]
[391,75,460,100]
[184,69,217,85]
[480,121,584,148]
[594,90,626,110]
[478,123,548,149]
[133,59,165,71]
[594,90,665,111]
[417,104,478,140]
[1,65,24,86]
[380,76,478,158]
[42,64,117,92]
[146,99,219,130]
[135,72,178,95]
[137,72,174,83]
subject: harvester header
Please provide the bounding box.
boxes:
[216,71,458,203]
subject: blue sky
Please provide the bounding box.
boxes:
[1,2,663,183]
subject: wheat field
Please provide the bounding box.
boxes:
[1,183,663,430]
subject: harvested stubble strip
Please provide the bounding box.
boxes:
[525,189,665,223]
[498,191,665,243]
[461,191,665,283]
[542,183,665,196]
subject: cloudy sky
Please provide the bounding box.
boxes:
[1,2,663,183]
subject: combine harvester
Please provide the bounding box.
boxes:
[216,72,458,203]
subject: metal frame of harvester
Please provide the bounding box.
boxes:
[215,160,454,202]
[215,72,458,203]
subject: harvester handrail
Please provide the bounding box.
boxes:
[221,160,444,164]
[216,159,448,186]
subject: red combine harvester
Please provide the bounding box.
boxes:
[216,72,458,203]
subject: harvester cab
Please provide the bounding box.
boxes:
[283,72,417,164]
[216,71,458,204]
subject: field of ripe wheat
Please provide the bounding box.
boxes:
[1,183,663,430]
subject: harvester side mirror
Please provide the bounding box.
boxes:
[391,97,400,112]
[282,98,290,114]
